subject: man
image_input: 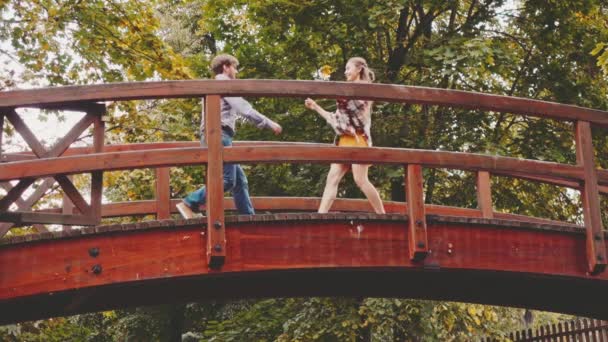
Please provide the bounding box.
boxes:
[176,54,282,218]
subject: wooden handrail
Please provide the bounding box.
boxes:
[1,80,607,126]
[0,145,585,183]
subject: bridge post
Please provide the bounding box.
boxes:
[407,164,428,260]
[62,175,75,230]
[575,121,606,274]
[155,168,171,220]
[91,106,105,223]
[476,171,494,218]
[0,113,3,163]
[204,95,226,269]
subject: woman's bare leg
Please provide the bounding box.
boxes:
[352,164,386,214]
[318,163,349,213]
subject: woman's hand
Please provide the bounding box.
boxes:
[304,98,317,110]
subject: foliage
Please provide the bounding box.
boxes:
[1,0,606,340]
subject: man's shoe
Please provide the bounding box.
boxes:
[176,202,195,219]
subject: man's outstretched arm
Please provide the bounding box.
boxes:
[224,96,282,134]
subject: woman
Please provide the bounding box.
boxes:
[304,57,386,214]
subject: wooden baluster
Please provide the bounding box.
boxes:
[476,170,494,218]
[561,321,566,342]
[205,95,225,268]
[541,326,547,341]
[575,121,607,274]
[62,175,75,231]
[155,167,170,219]
[0,112,4,163]
[601,320,608,342]
[573,319,584,341]
[407,164,428,260]
[90,107,105,223]
[590,319,598,342]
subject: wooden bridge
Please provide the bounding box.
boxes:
[0,80,607,324]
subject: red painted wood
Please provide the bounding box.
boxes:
[5,140,607,193]
[155,168,170,220]
[0,146,585,184]
[0,211,97,225]
[476,171,493,219]
[0,217,607,324]
[407,165,428,260]
[23,196,581,231]
[575,121,607,274]
[204,95,225,268]
[1,141,314,162]
[0,80,607,127]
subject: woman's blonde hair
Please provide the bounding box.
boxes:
[348,57,375,82]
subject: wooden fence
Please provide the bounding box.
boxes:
[483,319,608,341]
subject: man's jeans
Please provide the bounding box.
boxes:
[183,132,255,215]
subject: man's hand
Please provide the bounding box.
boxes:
[270,121,282,135]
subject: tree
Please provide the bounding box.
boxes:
[2,0,605,339]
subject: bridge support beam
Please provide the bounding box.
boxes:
[476,171,494,219]
[407,164,428,261]
[575,121,607,274]
[204,95,226,269]
[0,104,105,234]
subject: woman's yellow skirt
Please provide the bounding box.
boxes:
[337,133,369,147]
[337,133,370,167]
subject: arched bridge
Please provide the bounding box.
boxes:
[0,80,607,324]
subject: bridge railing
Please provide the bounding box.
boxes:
[0,80,606,271]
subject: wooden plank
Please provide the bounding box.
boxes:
[0,211,97,225]
[204,95,225,268]
[407,164,428,261]
[0,146,585,184]
[0,113,4,164]
[90,111,105,222]
[1,141,327,162]
[155,168,171,220]
[44,113,95,158]
[0,178,54,236]
[5,109,46,156]
[1,81,607,127]
[476,171,493,218]
[33,224,48,233]
[27,101,105,113]
[0,178,35,211]
[590,319,598,342]
[575,121,607,274]
[62,175,75,231]
[55,175,92,216]
[557,322,567,342]
[540,326,545,340]
[2,218,608,323]
[0,182,27,208]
